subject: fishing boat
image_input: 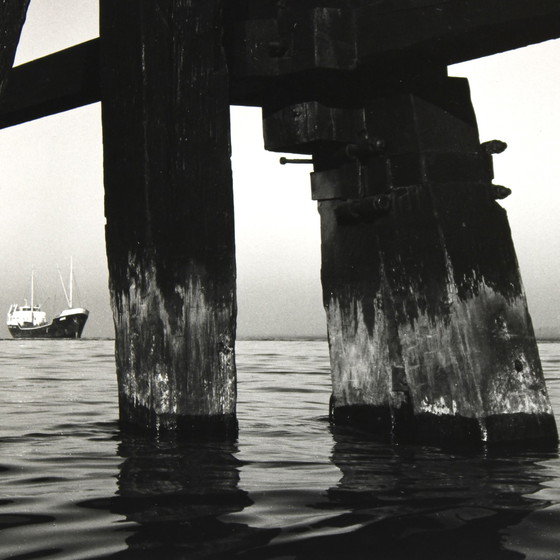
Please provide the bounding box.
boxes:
[7,260,89,339]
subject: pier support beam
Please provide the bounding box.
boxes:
[265,75,557,446]
[100,1,237,435]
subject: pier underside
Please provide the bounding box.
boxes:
[0,0,558,444]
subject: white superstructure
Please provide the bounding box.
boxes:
[7,304,47,327]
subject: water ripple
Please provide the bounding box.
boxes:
[0,340,558,559]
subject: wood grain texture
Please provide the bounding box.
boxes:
[100,0,237,435]
[265,79,557,445]
[3,1,560,126]
[227,0,560,109]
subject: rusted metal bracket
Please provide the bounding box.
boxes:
[311,163,361,201]
[480,139,510,199]
[265,92,505,205]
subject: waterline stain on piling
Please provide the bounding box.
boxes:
[324,180,556,445]
[327,276,556,444]
[113,255,236,433]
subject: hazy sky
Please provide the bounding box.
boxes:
[1,1,559,339]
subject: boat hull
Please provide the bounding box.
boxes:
[8,310,89,339]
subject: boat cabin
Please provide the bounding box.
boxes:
[7,304,47,327]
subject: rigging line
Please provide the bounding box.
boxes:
[73,272,83,307]
[57,264,71,308]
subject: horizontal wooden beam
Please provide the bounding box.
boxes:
[0,39,100,129]
[0,0,559,128]
[228,0,560,108]
[357,0,560,66]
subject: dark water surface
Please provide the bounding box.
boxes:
[1,339,560,559]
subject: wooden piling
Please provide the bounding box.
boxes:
[100,0,237,435]
[264,76,558,446]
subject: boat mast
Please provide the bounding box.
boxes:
[30,267,34,324]
[57,260,72,308]
[69,257,73,308]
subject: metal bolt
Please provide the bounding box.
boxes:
[491,184,512,200]
[279,157,313,165]
[482,140,508,155]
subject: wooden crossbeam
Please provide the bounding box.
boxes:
[357,0,560,66]
[0,0,559,129]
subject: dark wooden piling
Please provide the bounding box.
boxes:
[264,76,558,446]
[252,1,560,446]
[0,1,30,96]
[99,0,237,435]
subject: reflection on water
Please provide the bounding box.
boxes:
[1,340,560,559]
[326,428,558,560]
[106,435,277,558]
[77,429,560,560]
[224,427,559,560]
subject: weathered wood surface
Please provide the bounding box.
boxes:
[100,0,237,435]
[228,0,560,108]
[357,0,560,65]
[0,0,30,98]
[264,77,557,445]
[3,0,560,127]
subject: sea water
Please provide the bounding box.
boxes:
[1,339,560,559]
